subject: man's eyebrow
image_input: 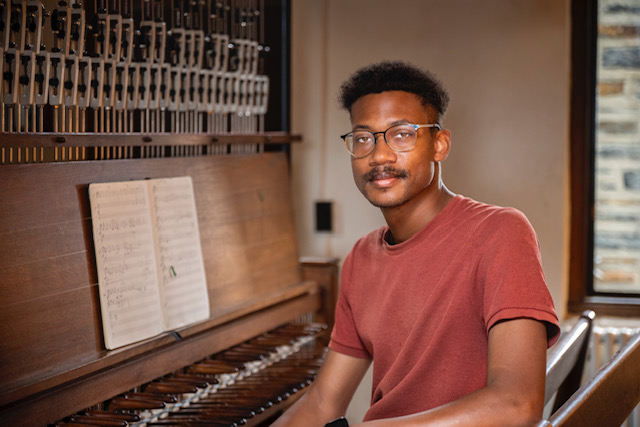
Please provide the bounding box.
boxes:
[352,119,411,131]
[390,119,411,126]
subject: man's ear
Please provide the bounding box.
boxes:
[433,128,451,162]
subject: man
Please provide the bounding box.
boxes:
[273,61,560,426]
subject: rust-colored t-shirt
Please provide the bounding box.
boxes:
[329,195,560,421]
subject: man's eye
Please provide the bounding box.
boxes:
[354,134,372,144]
[391,130,413,139]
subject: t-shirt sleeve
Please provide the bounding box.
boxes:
[477,208,561,347]
[329,251,372,359]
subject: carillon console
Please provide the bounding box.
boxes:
[0,1,340,426]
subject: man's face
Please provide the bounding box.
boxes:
[349,90,444,209]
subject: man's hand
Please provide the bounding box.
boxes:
[271,350,371,427]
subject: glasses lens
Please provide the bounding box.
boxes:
[347,130,375,157]
[385,125,417,152]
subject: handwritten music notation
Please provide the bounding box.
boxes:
[149,177,210,330]
[89,177,210,350]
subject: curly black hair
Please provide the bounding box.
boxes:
[338,61,450,118]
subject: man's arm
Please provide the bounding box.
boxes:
[354,318,548,427]
[271,349,371,427]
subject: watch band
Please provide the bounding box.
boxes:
[324,417,349,427]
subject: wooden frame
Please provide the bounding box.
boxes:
[569,0,640,316]
[544,310,595,415]
[542,331,640,426]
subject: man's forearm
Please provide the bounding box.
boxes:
[352,319,548,427]
[350,384,543,427]
[272,350,371,426]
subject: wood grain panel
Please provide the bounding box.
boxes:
[0,152,308,413]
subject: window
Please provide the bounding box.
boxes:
[570,0,640,316]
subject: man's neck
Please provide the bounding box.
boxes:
[382,184,455,244]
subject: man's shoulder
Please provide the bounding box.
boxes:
[452,195,529,222]
[443,196,535,242]
[449,199,538,251]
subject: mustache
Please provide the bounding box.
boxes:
[362,166,409,182]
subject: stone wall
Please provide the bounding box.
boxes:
[594,0,640,293]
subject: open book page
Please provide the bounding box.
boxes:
[89,181,165,350]
[148,177,210,330]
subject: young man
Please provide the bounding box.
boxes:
[273,61,560,426]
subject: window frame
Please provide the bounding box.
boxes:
[569,0,640,316]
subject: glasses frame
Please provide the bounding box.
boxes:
[340,123,441,159]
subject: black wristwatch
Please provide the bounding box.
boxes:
[324,417,349,427]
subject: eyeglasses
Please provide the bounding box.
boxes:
[340,123,441,158]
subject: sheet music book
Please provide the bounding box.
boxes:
[89,176,210,350]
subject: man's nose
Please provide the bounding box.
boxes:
[369,133,396,163]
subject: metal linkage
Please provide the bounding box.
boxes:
[0,0,270,134]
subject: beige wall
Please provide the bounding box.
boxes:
[291,0,570,420]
